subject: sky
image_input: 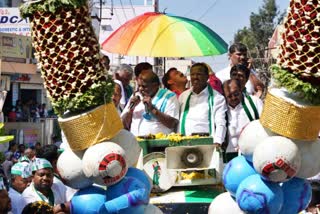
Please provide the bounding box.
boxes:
[117,0,290,70]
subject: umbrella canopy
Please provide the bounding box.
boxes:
[101,12,228,57]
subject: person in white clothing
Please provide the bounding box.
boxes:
[9,162,31,214]
[22,158,69,212]
[223,79,263,162]
[179,63,227,147]
[215,43,264,96]
[37,145,77,201]
[122,71,179,136]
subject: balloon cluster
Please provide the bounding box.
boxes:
[209,120,318,214]
[57,129,159,214]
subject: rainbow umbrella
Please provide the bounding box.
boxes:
[101,12,228,57]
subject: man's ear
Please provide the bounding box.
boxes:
[167,79,174,85]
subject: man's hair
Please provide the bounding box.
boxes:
[140,71,160,85]
[222,79,242,94]
[101,55,110,64]
[229,43,248,54]
[230,64,250,80]
[36,145,59,164]
[134,62,152,77]
[116,64,133,74]
[191,63,209,75]
[162,67,177,89]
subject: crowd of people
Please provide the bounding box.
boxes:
[0,142,74,214]
[0,42,265,213]
[111,43,264,162]
[6,100,49,123]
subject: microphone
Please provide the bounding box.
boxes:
[144,102,150,114]
[129,96,140,110]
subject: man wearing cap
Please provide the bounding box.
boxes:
[22,158,69,211]
[0,177,11,214]
[9,162,31,214]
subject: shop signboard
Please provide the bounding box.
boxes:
[0,32,32,63]
[23,128,38,147]
[0,8,31,36]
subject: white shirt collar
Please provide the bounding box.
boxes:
[191,85,209,96]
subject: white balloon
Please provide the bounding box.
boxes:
[208,192,244,214]
[238,120,275,161]
[295,139,320,178]
[253,136,301,182]
[110,129,141,167]
[57,149,93,189]
[144,204,163,214]
[82,142,128,186]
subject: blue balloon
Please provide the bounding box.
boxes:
[236,174,283,214]
[103,176,149,213]
[223,155,257,196]
[279,177,312,214]
[71,186,107,214]
[126,167,152,193]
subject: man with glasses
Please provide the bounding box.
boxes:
[121,71,179,136]
[222,78,263,162]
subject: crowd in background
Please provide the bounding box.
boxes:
[6,100,49,122]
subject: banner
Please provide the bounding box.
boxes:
[0,32,32,63]
[0,8,31,36]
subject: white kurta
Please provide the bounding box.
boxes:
[121,89,179,136]
[22,182,67,206]
[215,65,256,95]
[9,188,27,214]
[53,176,77,201]
[226,95,263,153]
[178,86,227,144]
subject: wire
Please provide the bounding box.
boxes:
[129,0,136,16]
[198,0,220,21]
[119,0,128,21]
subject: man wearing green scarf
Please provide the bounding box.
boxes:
[179,63,227,147]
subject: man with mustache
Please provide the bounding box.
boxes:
[179,63,227,147]
[215,43,264,97]
[9,162,31,214]
[162,67,188,97]
[122,71,179,136]
[22,158,69,212]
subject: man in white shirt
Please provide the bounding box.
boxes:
[9,162,31,214]
[222,79,263,161]
[122,71,179,136]
[37,145,77,201]
[22,158,69,212]
[215,43,264,96]
[179,63,227,146]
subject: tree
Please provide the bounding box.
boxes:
[234,0,286,97]
[234,0,285,66]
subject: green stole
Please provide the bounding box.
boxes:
[242,92,259,121]
[180,86,214,135]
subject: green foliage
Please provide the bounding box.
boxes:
[20,0,87,18]
[53,79,115,117]
[271,65,320,105]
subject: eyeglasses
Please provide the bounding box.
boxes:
[227,92,241,99]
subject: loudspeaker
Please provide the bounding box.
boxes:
[165,145,216,170]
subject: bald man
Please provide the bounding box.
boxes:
[121,71,179,136]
